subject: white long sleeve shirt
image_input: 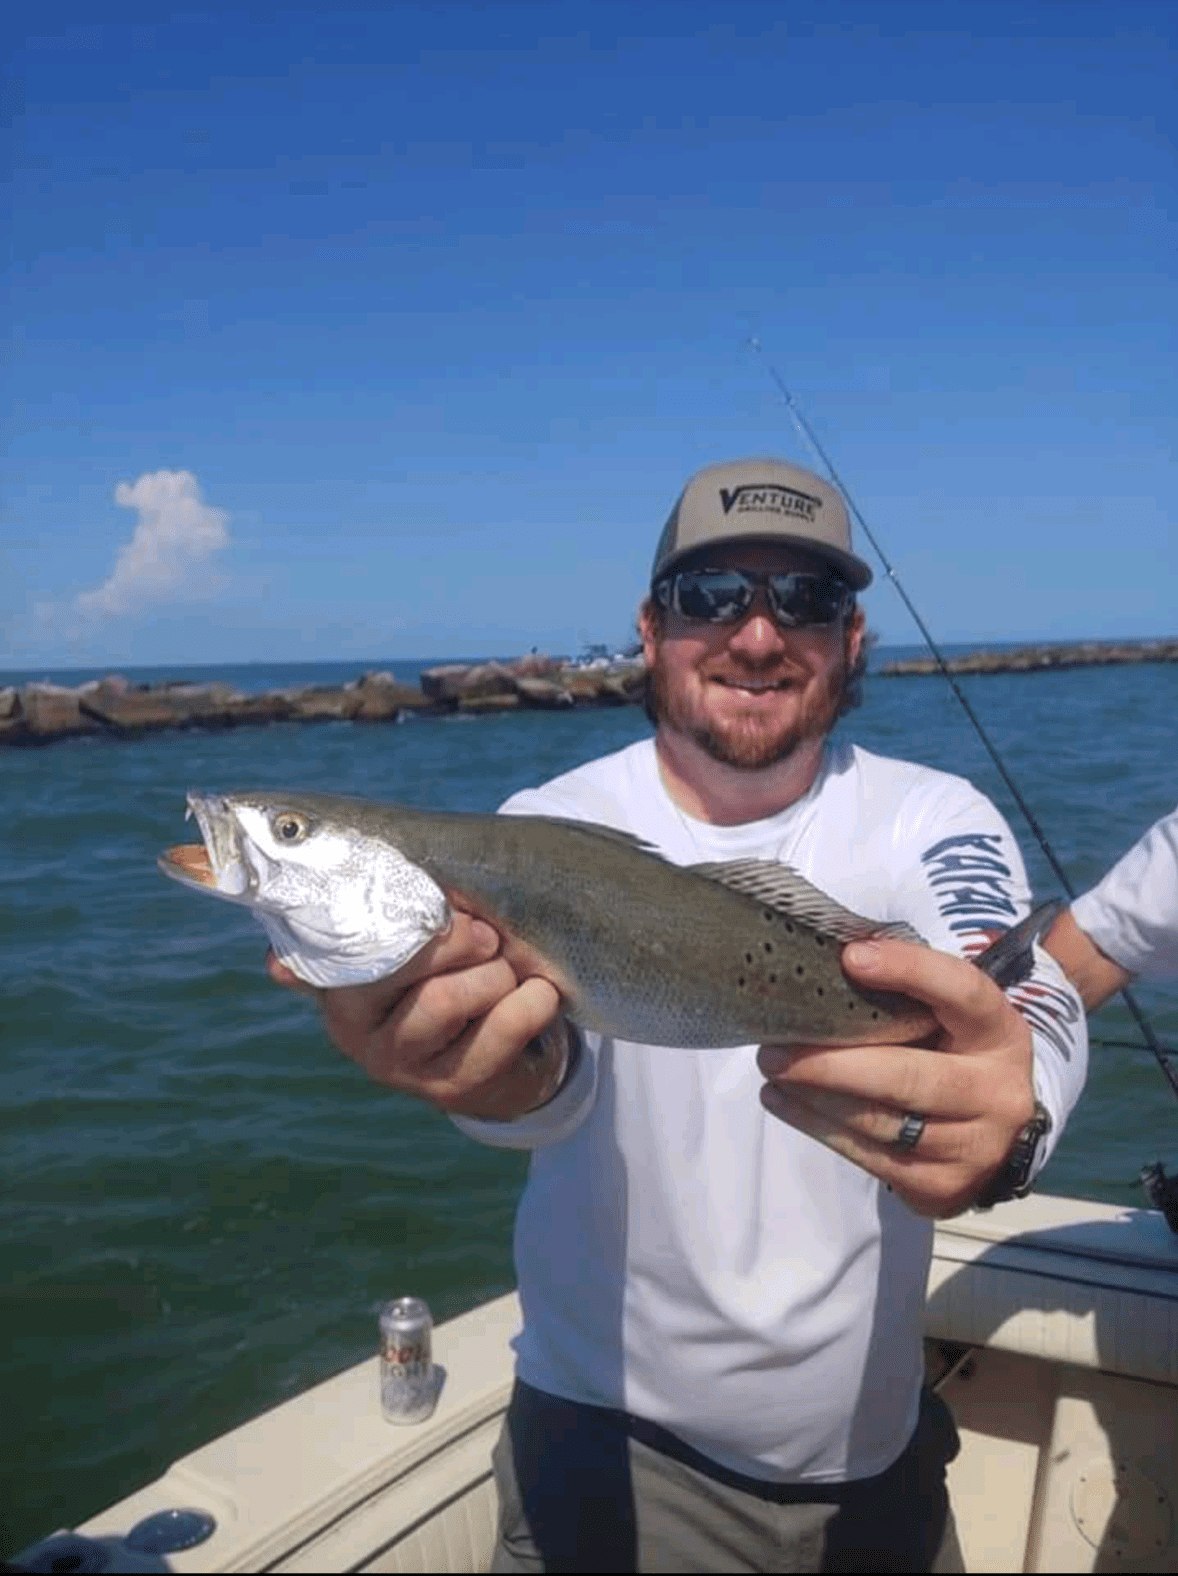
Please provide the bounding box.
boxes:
[1070,806,1178,979]
[454,738,1087,1483]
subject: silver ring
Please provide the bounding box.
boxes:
[894,1112,926,1152]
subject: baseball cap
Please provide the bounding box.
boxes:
[650,458,872,591]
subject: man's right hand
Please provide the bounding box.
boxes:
[266,911,567,1121]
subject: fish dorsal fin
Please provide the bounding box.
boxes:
[529,814,666,858]
[687,858,927,946]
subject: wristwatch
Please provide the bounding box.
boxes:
[972,1101,1053,1210]
[519,1021,581,1114]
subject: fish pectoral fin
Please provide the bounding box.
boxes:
[686,858,927,947]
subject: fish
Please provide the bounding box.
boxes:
[159,790,1057,1049]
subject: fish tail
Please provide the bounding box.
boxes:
[972,901,1063,988]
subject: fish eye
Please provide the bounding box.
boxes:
[273,811,309,844]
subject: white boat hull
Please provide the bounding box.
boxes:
[25,1193,1177,1573]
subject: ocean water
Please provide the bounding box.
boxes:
[2,651,1176,1554]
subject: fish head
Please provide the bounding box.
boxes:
[159,790,452,987]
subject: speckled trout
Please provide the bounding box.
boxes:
[159,790,1053,1048]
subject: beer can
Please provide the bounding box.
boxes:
[379,1296,438,1424]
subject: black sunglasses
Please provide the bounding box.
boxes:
[652,567,854,628]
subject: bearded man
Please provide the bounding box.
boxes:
[273,458,1087,1572]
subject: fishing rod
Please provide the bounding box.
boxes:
[747,339,1178,1105]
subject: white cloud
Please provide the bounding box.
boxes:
[75,469,231,619]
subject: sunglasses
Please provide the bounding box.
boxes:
[652,567,854,628]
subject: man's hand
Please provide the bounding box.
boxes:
[757,938,1036,1218]
[267,910,566,1121]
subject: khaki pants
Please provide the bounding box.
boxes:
[491,1381,965,1574]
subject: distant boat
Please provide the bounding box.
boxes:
[570,641,643,670]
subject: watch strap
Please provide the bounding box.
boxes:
[973,1100,1052,1210]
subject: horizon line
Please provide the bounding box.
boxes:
[3,632,1177,680]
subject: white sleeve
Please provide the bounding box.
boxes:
[892,777,1089,1176]
[449,1028,600,1151]
[1070,807,1178,979]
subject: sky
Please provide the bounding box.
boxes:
[3,1,1174,668]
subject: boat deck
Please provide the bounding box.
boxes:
[25,1193,1178,1573]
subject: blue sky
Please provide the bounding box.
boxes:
[4,1,1174,668]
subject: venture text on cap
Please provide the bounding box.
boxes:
[651,458,873,591]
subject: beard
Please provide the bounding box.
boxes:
[647,643,852,771]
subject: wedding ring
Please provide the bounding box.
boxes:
[893,1112,926,1152]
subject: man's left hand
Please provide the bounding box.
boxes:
[757,937,1036,1218]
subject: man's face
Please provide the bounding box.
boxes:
[640,544,865,772]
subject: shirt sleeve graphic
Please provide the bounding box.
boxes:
[922,831,1079,1062]
[920,832,1020,931]
[956,927,1081,1064]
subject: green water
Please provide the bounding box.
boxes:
[1,658,1175,1553]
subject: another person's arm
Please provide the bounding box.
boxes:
[1041,909,1131,1011]
[1044,806,1178,1009]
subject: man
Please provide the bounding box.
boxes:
[1044,807,1178,1009]
[272,458,1087,1572]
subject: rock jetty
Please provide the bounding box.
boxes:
[0,656,647,747]
[6,639,1170,747]
[879,639,1178,677]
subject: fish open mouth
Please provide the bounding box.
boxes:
[157,792,254,900]
[160,843,216,886]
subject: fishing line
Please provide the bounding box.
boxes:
[747,340,1178,1104]
[1093,1037,1178,1056]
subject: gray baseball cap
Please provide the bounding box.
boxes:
[650,457,872,591]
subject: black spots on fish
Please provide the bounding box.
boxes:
[838,996,884,1021]
[737,910,840,1006]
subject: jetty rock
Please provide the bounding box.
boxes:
[0,654,646,747]
[879,638,1178,677]
[4,640,1170,748]
[419,655,643,712]
[6,682,96,742]
[419,655,560,706]
[269,672,438,724]
[512,676,575,709]
[346,671,438,722]
[420,660,523,705]
[79,677,249,731]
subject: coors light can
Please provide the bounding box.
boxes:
[379,1296,437,1424]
